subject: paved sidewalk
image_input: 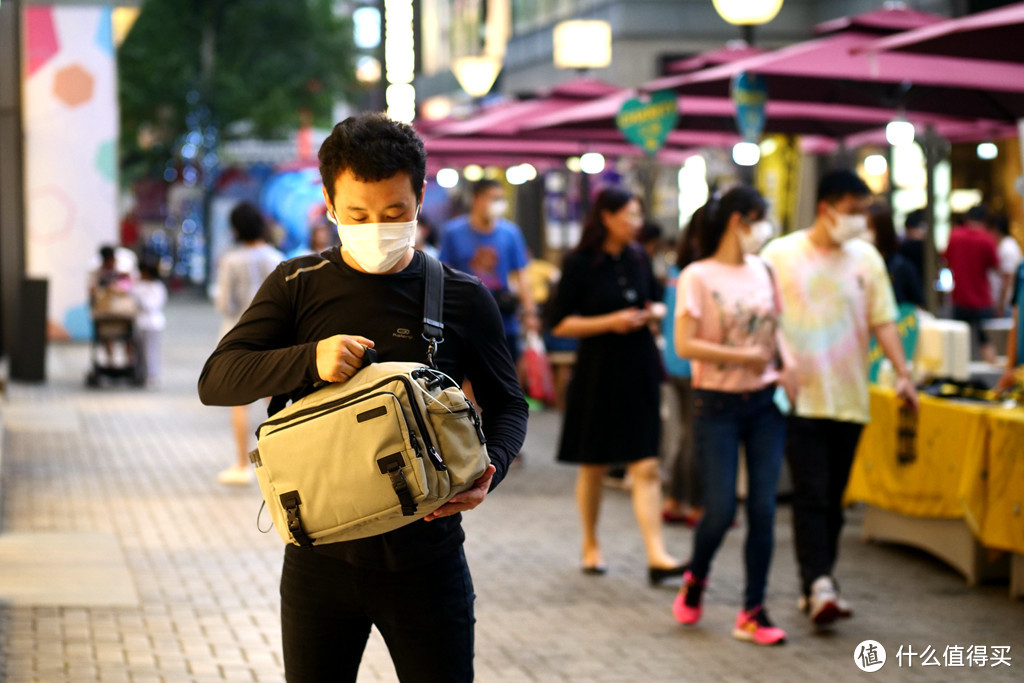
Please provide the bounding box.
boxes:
[1,295,1022,682]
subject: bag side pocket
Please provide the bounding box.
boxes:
[426,387,490,493]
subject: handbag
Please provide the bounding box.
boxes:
[250,255,490,546]
[522,331,556,405]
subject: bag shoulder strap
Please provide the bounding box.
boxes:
[269,252,446,417]
[421,253,445,368]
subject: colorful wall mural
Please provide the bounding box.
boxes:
[24,6,119,340]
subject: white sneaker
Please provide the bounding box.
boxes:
[807,576,841,626]
[799,593,852,618]
[217,465,253,486]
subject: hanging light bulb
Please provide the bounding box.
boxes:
[886,120,915,147]
[732,142,760,166]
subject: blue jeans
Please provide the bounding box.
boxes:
[688,386,786,610]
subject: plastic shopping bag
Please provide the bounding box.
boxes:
[522,331,556,406]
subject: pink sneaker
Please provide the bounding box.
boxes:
[732,606,786,645]
[672,571,705,625]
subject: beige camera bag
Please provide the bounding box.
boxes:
[250,255,489,545]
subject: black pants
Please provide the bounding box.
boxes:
[785,416,864,595]
[280,544,475,682]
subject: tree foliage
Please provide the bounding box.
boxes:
[118,0,355,183]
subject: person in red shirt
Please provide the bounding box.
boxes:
[943,204,999,363]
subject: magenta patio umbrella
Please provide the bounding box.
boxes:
[663,43,765,75]
[421,133,696,172]
[857,2,1024,63]
[417,78,698,169]
[423,78,623,138]
[643,9,1024,121]
[516,7,1018,150]
[520,88,1013,151]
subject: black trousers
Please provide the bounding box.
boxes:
[785,416,864,595]
[280,544,475,682]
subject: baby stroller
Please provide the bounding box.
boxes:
[86,280,144,387]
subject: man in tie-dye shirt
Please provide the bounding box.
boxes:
[761,170,919,630]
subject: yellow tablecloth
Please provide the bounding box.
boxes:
[963,408,1024,554]
[845,387,1024,553]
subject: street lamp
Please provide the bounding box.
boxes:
[553,20,611,72]
[452,55,503,98]
[713,0,783,44]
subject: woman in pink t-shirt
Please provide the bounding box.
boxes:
[670,186,798,646]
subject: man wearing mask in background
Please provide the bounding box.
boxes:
[199,113,528,681]
[441,179,539,363]
[761,170,918,630]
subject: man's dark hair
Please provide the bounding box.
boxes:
[817,169,871,204]
[99,245,116,262]
[905,208,926,230]
[318,112,427,201]
[638,220,662,245]
[471,178,502,197]
[966,203,988,224]
[230,202,268,243]
[988,214,1010,236]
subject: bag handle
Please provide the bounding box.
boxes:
[422,253,445,368]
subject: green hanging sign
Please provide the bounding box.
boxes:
[616,89,679,155]
[868,303,920,383]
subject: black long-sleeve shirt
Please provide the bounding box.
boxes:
[199,249,528,569]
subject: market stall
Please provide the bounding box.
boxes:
[846,387,1024,596]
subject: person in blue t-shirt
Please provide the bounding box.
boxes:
[440,179,539,360]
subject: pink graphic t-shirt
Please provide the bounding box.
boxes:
[675,255,781,393]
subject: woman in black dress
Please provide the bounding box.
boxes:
[549,187,686,584]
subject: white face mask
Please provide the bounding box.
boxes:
[827,209,868,244]
[487,199,508,220]
[335,213,418,273]
[739,219,775,255]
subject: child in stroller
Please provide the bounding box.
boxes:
[86,246,143,387]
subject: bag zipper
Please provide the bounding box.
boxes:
[260,374,447,471]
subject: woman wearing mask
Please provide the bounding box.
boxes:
[672,186,796,646]
[549,187,686,585]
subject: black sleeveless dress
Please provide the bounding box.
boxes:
[549,245,663,464]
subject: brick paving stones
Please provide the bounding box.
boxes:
[1,294,1022,682]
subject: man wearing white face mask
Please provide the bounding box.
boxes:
[440,179,538,362]
[199,113,528,682]
[761,170,918,630]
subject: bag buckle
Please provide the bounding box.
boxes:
[378,453,418,515]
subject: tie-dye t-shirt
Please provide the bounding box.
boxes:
[675,255,781,393]
[761,230,896,424]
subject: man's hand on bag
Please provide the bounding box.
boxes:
[316,334,375,383]
[424,464,497,521]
